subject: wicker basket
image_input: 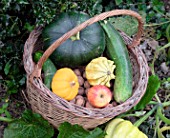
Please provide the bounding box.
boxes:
[23,10,149,129]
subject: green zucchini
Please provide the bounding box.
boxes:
[34,51,57,89]
[101,21,132,103]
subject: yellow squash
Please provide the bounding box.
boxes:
[104,118,148,138]
[51,68,79,101]
[85,57,116,87]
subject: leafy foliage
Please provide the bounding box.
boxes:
[0,103,11,118]
[109,16,138,36]
[4,110,54,138]
[0,40,26,94]
[1,0,170,137]
[103,0,170,40]
[58,122,105,138]
[135,75,161,110]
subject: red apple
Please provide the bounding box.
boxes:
[87,85,112,108]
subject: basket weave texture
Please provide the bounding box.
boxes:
[23,10,149,129]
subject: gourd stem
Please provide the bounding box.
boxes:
[76,31,80,40]
[70,81,75,87]
[134,105,158,127]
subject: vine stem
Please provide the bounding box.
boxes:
[144,20,170,27]
[156,113,164,138]
[149,101,170,107]
[157,42,170,52]
[160,126,170,133]
[162,101,170,107]
[157,105,170,125]
[155,93,161,103]
[0,116,13,122]
[134,105,158,127]
[150,42,170,75]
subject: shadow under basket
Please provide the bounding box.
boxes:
[23,9,149,129]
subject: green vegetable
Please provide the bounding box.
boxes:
[134,75,160,110]
[4,110,54,138]
[42,11,105,68]
[34,51,57,89]
[104,118,148,138]
[109,16,138,36]
[101,21,132,103]
[58,122,105,138]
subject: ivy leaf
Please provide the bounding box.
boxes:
[4,59,12,75]
[134,75,161,110]
[58,122,105,138]
[115,0,123,5]
[4,110,54,138]
[90,0,103,16]
[109,16,138,36]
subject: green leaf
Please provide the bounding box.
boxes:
[109,16,138,36]
[115,0,123,5]
[58,122,105,138]
[166,24,170,42]
[4,59,12,75]
[134,75,161,110]
[90,0,103,16]
[4,110,54,138]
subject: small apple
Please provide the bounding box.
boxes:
[87,85,112,108]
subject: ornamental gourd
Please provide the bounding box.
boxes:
[104,118,148,138]
[42,11,105,68]
[51,68,79,101]
[85,57,116,87]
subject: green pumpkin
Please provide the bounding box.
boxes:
[42,11,105,68]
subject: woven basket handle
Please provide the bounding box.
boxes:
[31,9,144,78]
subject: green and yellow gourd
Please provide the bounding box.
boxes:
[105,118,148,138]
[101,21,133,103]
[85,57,116,87]
[42,11,105,68]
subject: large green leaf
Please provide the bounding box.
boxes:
[4,59,12,75]
[58,122,105,138]
[109,16,138,36]
[4,110,54,138]
[134,75,161,110]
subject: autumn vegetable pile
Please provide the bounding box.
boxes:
[31,10,150,137]
[1,0,170,137]
[34,11,134,109]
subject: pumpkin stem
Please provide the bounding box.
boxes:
[70,32,80,41]
[70,81,76,87]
